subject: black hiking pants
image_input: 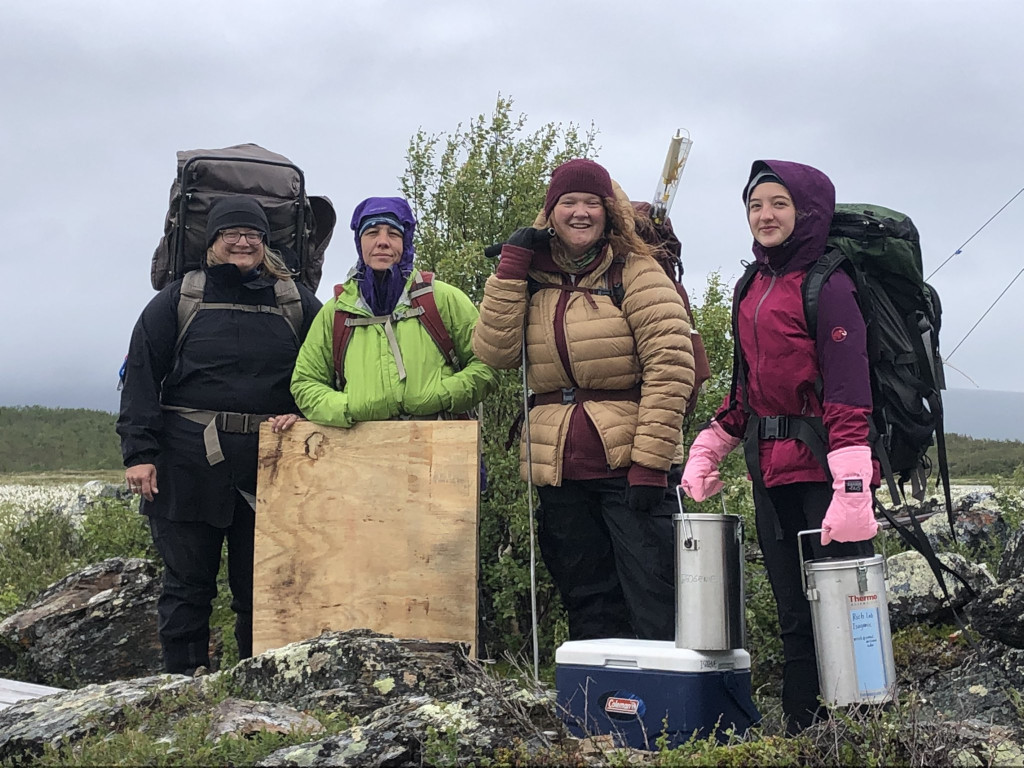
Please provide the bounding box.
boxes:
[536,472,679,642]
[148,493,255,675]
[752,481,874,733]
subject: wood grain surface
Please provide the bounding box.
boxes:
[252,419,479,655]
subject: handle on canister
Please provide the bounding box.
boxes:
[797,527,889,594]
[797,528,822,598]
[675,488,740,551]
[675,486,696,549]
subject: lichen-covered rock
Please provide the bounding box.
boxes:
[970,577,1024,648]
[946,720,1024,768]
[886,551,995,630]
[224,629,471,712]
[998,522,1024,583]
[0,628,565,766]
[0,674,195,762]
[258,680,563,767]
[0,557,163,686]
[915,646,1024,734]
[206,697,325,743]
[918,492,1007,555]
[988,647,1024,693]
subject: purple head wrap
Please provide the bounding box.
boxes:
[350,196,416,316]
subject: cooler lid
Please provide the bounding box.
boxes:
[555,638,750,672]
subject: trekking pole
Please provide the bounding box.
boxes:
[521,326,540,683]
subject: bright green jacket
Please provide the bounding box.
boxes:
[291,270,497,428]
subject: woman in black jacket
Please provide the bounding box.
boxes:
[117,196,321,675]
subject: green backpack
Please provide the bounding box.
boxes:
[804,203,948,515]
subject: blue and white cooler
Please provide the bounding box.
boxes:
[555,508,762,749]
[555,639,760,749]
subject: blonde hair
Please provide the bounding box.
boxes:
[533,181,652,263]
[206,244,295,281]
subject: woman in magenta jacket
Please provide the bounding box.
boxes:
[681,160,877,734]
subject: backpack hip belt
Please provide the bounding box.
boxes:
[532,386,642,406]
[162,405,273,466]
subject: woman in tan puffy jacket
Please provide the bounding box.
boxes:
[472,159,695,641]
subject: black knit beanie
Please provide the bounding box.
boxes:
[206,196,270,247]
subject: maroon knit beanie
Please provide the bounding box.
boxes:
[543,159,614,218]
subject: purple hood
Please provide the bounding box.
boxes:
[350,196,417,315]
[744,160,835,273]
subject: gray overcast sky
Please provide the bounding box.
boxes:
[1,0,1021,414]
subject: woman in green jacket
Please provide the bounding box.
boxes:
[291,196,496,426]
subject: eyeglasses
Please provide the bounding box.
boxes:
[220,230,264,245]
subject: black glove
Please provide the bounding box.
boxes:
[626,484,666,513]
[505,226,553,252]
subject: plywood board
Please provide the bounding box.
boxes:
[253,420,479,656]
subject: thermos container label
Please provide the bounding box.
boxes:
[848,595,888,695]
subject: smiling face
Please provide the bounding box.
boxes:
[360,224,404,271]
[747,182,796,248]
[209,228,265,272]
[551,192,606,258]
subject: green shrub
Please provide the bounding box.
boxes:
[0,490,154,622]
[0,506,81,618]
[79,496,155,563]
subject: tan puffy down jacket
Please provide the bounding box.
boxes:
[472,246,695,487]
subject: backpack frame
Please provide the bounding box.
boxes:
[151,143,336,292]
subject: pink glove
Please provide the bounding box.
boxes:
[680,422,741,502]
[821,445,878,545]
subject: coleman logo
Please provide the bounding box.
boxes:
[848,593,878,604]
[605,697,640,715]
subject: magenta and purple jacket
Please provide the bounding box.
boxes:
[714,160,878,487]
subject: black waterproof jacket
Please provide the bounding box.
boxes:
[116,264,321,525]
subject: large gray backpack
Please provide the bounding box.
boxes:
[150,143,336,292]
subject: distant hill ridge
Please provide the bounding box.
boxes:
[0,406,122,473]
[1,404,1022,478]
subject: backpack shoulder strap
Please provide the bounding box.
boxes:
[273,279,302,341]
[802,248,856,340]
[175,270,301,370]
[606,256,626,308]
[409,271,460,370]
[728,262,760,410]
[175,270,207,360]
[332,283,354,391]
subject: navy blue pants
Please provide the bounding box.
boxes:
[753,481,874,732]
[536,472,679,642]
[148,493,255,674]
